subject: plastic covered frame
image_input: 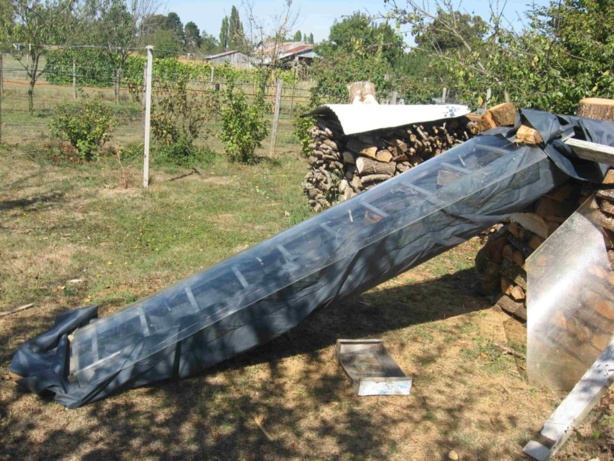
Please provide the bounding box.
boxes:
[69,135,565,387]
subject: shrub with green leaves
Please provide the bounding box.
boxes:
[49,101,117,161]
[150,76,219,164]
[220,77,269,164]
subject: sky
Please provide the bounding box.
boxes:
[165,0,552,46]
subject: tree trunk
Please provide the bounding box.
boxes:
[28,51,40,114]
[578,98,614,121]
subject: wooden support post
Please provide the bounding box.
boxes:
[0,52,2,145]
[391,91,398,105]
[114,68,120,103]
[442,87,447,104]
[143,46,153,188]
[523,339,614,461]
[0,54,2,146]
[290,80,296,117]
[565,138,614,166]
[269,79,283,157]
[72,58,77,100]
[290,68,297,117]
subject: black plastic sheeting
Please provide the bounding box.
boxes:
[9,110,614,408]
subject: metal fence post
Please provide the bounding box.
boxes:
[143,46,153,188]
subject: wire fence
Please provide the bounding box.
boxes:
[0,48,463,154]
[0,51,315,150]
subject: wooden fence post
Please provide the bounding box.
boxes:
[269,79,283,157]
[143,46,153,188]
[0,53,2,145]
[72,58,77,100]
[114,68,121,103]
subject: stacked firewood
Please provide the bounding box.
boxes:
[475,181,589,319]
[304,118,477,211]
[475,98,614,321]
[304,102,518,211]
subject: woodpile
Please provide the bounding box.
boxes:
[475,180,590,320]
[476,97,614,321]
[303,91,519,211]
[304,118,478,211]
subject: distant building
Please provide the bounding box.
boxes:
[204,50,252,68]
[255,41,320,68]
[205,42,319,69]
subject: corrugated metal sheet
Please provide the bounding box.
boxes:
[306,104,471,136]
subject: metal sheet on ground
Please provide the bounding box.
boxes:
[335,339,412,396]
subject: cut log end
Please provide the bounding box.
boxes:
[578,98,614,121]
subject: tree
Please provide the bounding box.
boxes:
[534,0,614,97]
[412,9,488,52]
[201,31,218,54]
[293,30,301,41]
[219,15,229,50]
[228,5,245,49]
[2,0,79,112]
[165,11,185,45]
[308,32,314,44]
[184,21,201,48]
[0,0,13,43]
[79,0,144,102]
[140,13,166,40]
[317,12,405,65]
[386,0,614,113]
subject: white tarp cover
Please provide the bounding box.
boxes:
[306,104,471,135]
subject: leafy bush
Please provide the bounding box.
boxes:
[150,76,219,164]
[292,104,316,157]
[220,77,269,164]
[49,101,117,161]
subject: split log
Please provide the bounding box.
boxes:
[516,125,544,145]
[376,150,394,163]
[510,213,549,239]
[356,157,397,176]
[486,102,517,127]
[361,174,393,185]
[496,294,527,320]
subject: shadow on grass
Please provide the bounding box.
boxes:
[0,266,531,461]
[0,192,65,211]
